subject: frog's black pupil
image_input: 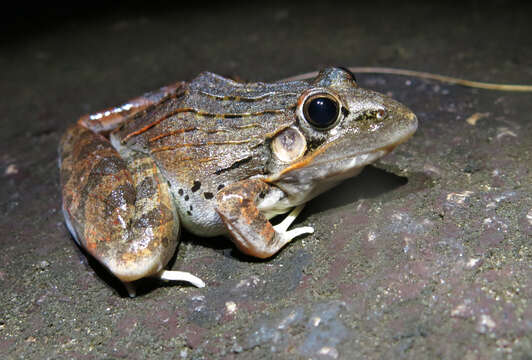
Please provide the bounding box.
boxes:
[307,97,338,128]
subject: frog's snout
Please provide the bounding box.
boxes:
[399,107,418,136]
[385,96,418,138]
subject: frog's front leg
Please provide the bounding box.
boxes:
[59,124,203,297]
[215,179,314,259]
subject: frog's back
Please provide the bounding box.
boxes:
[114,72,306,181]
[111,72,308,235]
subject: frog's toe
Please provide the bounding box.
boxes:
[122,270,204,298]
[271,204,314,250]
[274,225,315,243]
[157,270,205,288]
[273,204,307,233]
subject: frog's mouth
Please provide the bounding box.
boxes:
[266,111,417,199]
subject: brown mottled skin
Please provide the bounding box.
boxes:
[59,68,417,290]
[215,179,276,258]
[60,125,179,282]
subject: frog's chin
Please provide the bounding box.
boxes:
[270,148,388,198]
[263,116,417,215]
[269,133,407,186]
[263,129,415,215]
[314,130,414,182]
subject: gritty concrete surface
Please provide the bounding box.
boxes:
[1,1,531,359]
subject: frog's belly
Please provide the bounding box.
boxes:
[167,180,227,237]
[177,198,226,237]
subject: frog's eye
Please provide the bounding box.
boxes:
[302,93,341,130]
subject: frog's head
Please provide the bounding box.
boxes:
[266,67,417,201]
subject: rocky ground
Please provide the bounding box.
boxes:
[1,1,531,359]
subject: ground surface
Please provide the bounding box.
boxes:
[1,1,531,359]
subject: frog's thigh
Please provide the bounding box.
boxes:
[59,124,179,283]
[215,179,313,259]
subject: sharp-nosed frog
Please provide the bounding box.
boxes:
[59,67,417,296]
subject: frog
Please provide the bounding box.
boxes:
[59,67,418,297]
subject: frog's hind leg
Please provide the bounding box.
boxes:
[215,179,314,259]
[59,123,203,296]
[78,82,185,133]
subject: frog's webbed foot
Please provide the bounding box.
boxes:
[216,179,313,259]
